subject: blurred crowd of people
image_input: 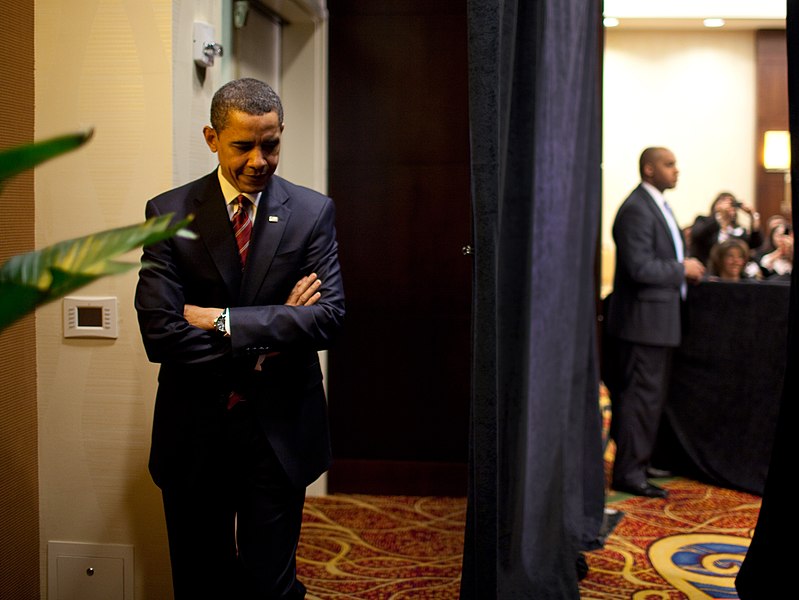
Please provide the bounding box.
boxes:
[685,191,792,282]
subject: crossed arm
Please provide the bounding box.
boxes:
[183,273,323,331]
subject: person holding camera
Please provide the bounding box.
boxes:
[757,220,793,280]
[689,192,762,266]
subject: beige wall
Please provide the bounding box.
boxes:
[173,0,225,186]
[34,1,223,597]
[34,1,328,597]
[602,29,758,292]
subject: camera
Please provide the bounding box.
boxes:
[732,200,742,208]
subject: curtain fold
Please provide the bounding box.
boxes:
[736,0,798,596]
[462,1,605,598]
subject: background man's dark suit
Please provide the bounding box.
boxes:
[135,170,344,597]
[606,184,684,347]
[604,149,703,497]
[605,184,683,494]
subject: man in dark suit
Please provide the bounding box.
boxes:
[605,147,704,498]
[135,78,345,599]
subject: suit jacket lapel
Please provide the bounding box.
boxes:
[639,185,681,258]
[192,174,243,298]
[240,177,291,305]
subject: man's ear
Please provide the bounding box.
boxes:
[203,126,219,153]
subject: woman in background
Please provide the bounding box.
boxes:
[690,192,761,266]
[757,222,794,280]
[753,214,788,262]
[708,239,758,281]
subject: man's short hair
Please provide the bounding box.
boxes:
[210,78,284,132]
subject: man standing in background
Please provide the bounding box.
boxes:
[604,147,704,499]
[135,78,345,598]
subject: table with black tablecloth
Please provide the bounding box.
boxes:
[651,279,789,495]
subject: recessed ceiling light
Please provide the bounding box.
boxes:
[703,18,726,28]
[604,17,620,28]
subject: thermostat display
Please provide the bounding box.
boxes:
[63,296,118,339]
[77,305,103,327]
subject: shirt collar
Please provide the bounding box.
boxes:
[641,181,666,207]
[216,166,262,208]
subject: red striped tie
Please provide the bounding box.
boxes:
[227,195,252,410]
[232,195,253,269]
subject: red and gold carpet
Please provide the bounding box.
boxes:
[299,389,761,598]
[299,481,761,599]
[585,480,761,599]
[299,495,466,599]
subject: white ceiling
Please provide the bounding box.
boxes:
[603,0,785,29]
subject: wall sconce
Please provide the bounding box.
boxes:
[193,21,224,68]
[763,130,792,213]
[764,130,791,172]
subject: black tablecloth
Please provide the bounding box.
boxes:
[652,280,789,495]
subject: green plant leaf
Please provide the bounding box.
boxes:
[0,130,94,190]
[0,213,195,331]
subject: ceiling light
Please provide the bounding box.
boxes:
[604,17,620,28]
[703,18,726,28]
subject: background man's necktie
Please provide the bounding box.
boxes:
[232,195,253,269]
[663,201,687,299]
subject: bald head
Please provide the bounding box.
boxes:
[639,147,678,192]
[639,147,666,178]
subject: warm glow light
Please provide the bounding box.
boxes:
[604,17,620,27]
[703,18,725,28]
[764,130,791,171]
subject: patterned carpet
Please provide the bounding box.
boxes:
[299,495,465,599]
[298,481,761,599]
[299,389,762,598]
[584,480,760,599]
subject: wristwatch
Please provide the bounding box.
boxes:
[214,309,229,336]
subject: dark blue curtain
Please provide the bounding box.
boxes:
[736,1,798,596]
[461,1,605,598]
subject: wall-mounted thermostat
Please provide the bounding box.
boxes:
[63,296,118,339]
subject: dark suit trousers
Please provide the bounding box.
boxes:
[161,402,306,600]
[609,340,673,488]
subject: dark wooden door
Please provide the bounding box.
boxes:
[327,0,471,495]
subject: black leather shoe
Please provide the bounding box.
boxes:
[646,467,673,479]
[613,481,668,499]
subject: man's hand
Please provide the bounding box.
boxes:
[184,305,223,331]
[183,274,320,332]
[683,257,705,282]
[285,273,322,306]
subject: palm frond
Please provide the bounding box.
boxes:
[0,214,195,331]
[0,130,94,189]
